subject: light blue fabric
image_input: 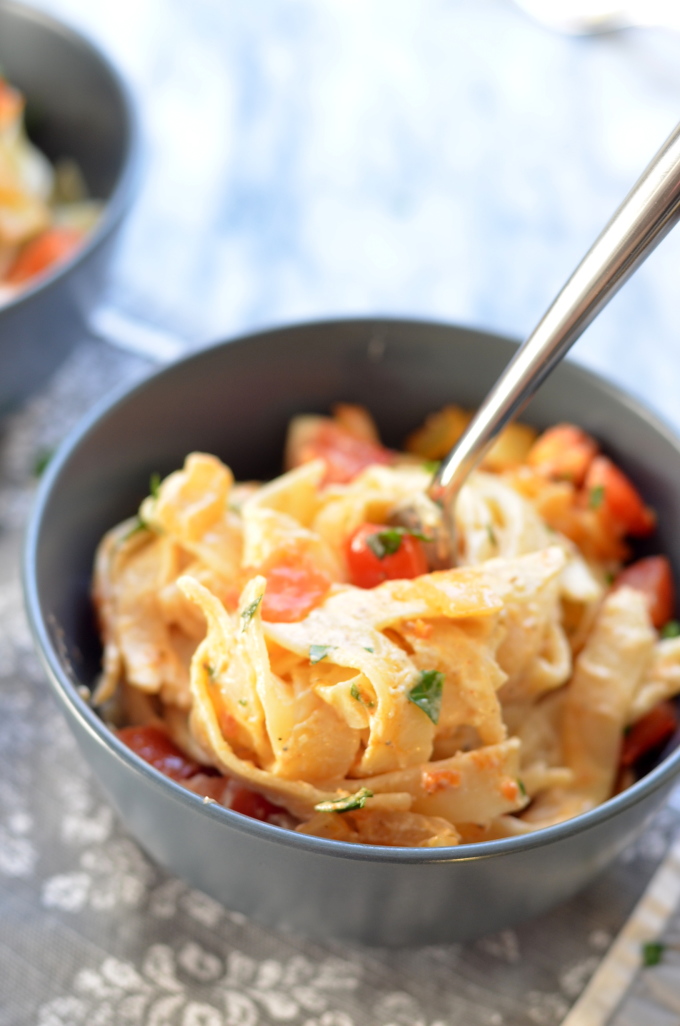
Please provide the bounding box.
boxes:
[32,0,680,427]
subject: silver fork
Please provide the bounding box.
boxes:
[394,119,680,566]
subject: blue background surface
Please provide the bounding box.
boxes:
[30,0,680,421]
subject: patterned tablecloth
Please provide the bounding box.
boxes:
[0,325,679,1026]
[4,1,680,1022]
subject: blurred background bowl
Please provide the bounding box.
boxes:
[0,0,137,414]
[23,318,680,945]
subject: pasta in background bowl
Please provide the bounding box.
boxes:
[0,1,137,412]
[0,73,101,305]
[24,319,680,945]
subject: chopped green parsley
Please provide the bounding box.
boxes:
[408,669,444,725]
[240,595,262,631]
[589,484,605,510]
[365,526,432,560]
[315,787,374,813]
[33,448,54,477]
[149,471,161,498]
[309,644,335,664]
[661,620,680,639]
[122,514,150,541]
[642,941,665,967]
[350,682,375,708]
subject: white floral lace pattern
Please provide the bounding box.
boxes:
[37,947,362,1026]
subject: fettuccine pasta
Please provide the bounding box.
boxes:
[93,405,680,847]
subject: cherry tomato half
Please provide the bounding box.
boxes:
[5,226,83,285]
[527,423,598,485]
[299,422,392,484]
[621,701,678,767]
[347,522,429,589]
[119,727,287,823]
[226,783,286,822]
[584,456,655,537]
[117,725,203,781]
[260,560,332,622]
[615,555,675,629]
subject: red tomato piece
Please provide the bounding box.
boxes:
[584,456,655,537]
[347,522,429,589]
[183,773,229,803]
[615,556,676,629]
[5,226,83,286]
[526,424,598,485]
[226,784,286,822]
[299,422,392,484]
[261,561,332,622]
[117,728,286,819]
[117,725,202,781]
[0,79,22,130]
[621,701,678,767]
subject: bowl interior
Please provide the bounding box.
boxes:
[0,1,132,198]
[29,318,680,749]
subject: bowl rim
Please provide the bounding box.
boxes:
[23,315,680,865]
[0,0,140,311]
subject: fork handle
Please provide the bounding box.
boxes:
[432,119,680,511]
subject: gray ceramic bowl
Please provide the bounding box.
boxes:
[0,0,137,413]
[23,318,680,946]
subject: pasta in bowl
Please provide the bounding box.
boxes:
[25,319,680,943]
[95,403,680,849]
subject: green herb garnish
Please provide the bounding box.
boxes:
[240,595,262,631]
[589,484,605,510]
[486,523,497,546]
[365,527,432,560]
[149,472,161,498]
[408,669,444,724]
[363,646,375,653]
[33,448,54,477]
[203,662,216,680]
[518,779,527,799]
[315,787,374,813]
[423,460,441,474]
[310,644,335,664]
[350,682,375,708]
[605,571,615,586]
[661,620,680,639]
[366,529,404,559]
[122,514,150,541]
[642,941,665,967]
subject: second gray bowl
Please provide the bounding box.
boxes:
[0,0,138,413]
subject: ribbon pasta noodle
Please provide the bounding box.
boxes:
[93,406,680,847]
